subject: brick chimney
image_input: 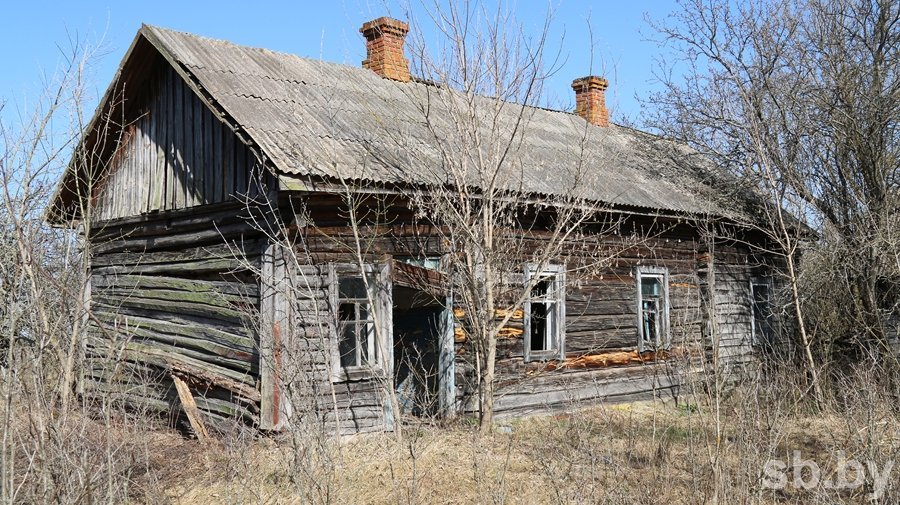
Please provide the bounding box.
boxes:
[360,17,411,82]
[571,76,610,127]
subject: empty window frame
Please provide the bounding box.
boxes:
[524,264,565,361]
[750,276,776,346]
[636,267,670,352]
[331,265,390,380]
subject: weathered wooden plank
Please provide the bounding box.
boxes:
[92,221,261,255]
[204,109,225,202]
[91,258,254,278]
[86,334,255,387]
[223,120,234,200]
[174,69,187,210]
[94,292,249,324]
[92,300,255,334]
[90,202,258,239]
[97,282,249,304]
[165,66,177,211]
[185,79,197,207]
[172,374,210,440]
[92,237,259,263]
[235,139,247,198]
[87,326,253,376]
[258,241,289,430]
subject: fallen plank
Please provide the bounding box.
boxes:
[172,374,209,441]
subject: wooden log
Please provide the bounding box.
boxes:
[92,315,255,369]
[92,221,261,255]
[93,274,258,298]
[86,334,256,388]
[93,291,250,324]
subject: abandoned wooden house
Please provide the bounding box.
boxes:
[47,19,784,433]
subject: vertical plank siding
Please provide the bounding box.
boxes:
[92,65,255,222]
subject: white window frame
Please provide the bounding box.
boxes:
[330,263,392,382]
[524,264,566,362]
[636,266,670,352]
[750,276,774,346]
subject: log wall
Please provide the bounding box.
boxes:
[83,204,265,428]
[82,188,768,432]
[455,233,712,417]
[280,197,768,426]
[274,206,447,434]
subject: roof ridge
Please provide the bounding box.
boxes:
[141,24,616,124]
[143,24,363,74]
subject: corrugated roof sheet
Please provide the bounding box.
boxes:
[144,25,745,216]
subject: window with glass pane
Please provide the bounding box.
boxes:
[337,275,377,369]
[637,270,668,351]
[525,266,564,360]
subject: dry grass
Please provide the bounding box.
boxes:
[145,390,897,505]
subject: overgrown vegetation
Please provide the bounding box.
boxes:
[19,366,892,504]
[647,0,900,387]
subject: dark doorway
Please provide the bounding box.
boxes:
[393,286,443,418]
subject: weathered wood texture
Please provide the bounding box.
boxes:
[491,364,686,419]
[709,257,756,368]
[281,196,767,424]
[92,64,257,222]
[453,234,712,416]
[83,205,264,427]
[83,182,769,430]
[274,251,399,434]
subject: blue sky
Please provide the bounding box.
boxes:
[0,1,678,126]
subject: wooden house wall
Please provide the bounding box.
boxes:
[91,65,255,222]
[707,250,756,370]
[267,260,389,433]
[274,199,447,433]
[458,233,711,418]
[280,196,765,426]
[83,204,264,427]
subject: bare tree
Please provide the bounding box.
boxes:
[647,0,900,397]
[387,0,611,430]
[0,34,175,503]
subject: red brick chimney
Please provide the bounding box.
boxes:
[360,17,411,82]
[571,76,610,127]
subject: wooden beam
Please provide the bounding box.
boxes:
[171,374,209,441]
[259,241,291,430]
[390,260,447,300]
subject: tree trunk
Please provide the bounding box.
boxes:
[786,251,824,407]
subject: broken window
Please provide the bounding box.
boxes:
[637,267,669,351]
[751,277,776,346]
[524,265,565,361]
[332,265,388,381]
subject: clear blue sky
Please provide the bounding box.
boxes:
[0,1,679,126]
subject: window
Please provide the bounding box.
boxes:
[331,265,390,381]
[524,265,565,361]
[337,276,377,369]
[636,267,669,351]
[751,277,775,346]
